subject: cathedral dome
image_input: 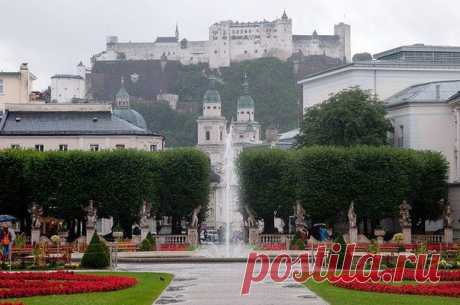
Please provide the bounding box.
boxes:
[203,89,222,104]
[203,77,221,104]
[237,76,254,109]
[113,108,148,130]
[237,95,255,109]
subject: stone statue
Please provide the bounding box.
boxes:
[348,202,357,229]
[189,205,202,228]
[295,201,305,228]
[29,203,43,230]
[85,200,97,229]
[140,201,151,228]
[244,206,257,228]
[399,200,412,228]
[442,199,453,228]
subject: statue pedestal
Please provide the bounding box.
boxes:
[348,227,358,243]
[31,229,40,245]
[86,228,95,245]
[249,228,259,246]
[374,229,385,244]
[187,228,198,246]
[402,227,412,244]
[141,227,149,241]
[444,227,453,243]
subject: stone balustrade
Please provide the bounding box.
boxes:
[156,235,188,245]
[413,234,443,243]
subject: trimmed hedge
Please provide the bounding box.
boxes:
[0,148,210,236]
[238,146,448,231]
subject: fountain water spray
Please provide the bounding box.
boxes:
[223,125,235,257]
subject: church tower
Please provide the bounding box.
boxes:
[197,76,227,167]
[115,77,130,108]
[232,75,261,144]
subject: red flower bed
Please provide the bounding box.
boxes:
[261,243,287,251]
[0,272,137,299]
[159,244,189,251]
[0,303,25,305]
[332,269,460,297]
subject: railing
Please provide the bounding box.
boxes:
[259,234,294,245]
[156,235,188,245]
[413,234,443,243]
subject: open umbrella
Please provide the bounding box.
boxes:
[0,215,16,223]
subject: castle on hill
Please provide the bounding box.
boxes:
[93,11,351,68]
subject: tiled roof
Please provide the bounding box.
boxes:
[51,74,84,80]
[0,110,159,136]
[155,37,178,43]
[386,80,460,105]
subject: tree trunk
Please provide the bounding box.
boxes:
[263,216,275,234]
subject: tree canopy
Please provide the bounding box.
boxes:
[297,87,393,147]
[0,148,210,238]
[238,146,448,234]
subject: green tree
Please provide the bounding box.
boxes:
[238,148,296,233]
[80,233,110,269]
[297,87,392,147]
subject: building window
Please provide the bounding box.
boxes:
[0,79,4,94]
[35,144,44,152]
[150,144,157,152]
[220,130,223,141]
[59,144,68,151]
[397,125,404,148]
[206,130,211,141]
[90,144,99,152]
[115,144,125,150]
[10,144,20,149]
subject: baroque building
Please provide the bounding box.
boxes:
[92,12,351,69]
[197,76,261,229]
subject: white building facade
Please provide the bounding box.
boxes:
[197,77,262,229]
[299,61,460,111]
[51,62,87,103]
[386,80,460,238]
[0,63,37,105]
[93,12,350,69]
[299,45,460,111]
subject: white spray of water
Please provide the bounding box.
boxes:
[223,125,235,257]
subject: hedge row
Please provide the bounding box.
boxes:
[237,146,448,231]
[0,148,210,236]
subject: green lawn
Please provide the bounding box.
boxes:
[305,281,459,305]
[5,272,172,305]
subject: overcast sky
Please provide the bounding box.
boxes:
[1,0,460,90]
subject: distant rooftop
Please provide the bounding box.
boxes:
[51,74,83,80]
[298,60,460,84]
[374,44,460,65]
[0,103,159,137]
[155,36,178,43]
[385,80,460,106]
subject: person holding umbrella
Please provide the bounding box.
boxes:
[0,216,16,264]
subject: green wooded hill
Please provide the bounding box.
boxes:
[133,57,299,147]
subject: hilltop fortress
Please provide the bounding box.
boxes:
[93,11,351,68]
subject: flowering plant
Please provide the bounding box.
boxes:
[0,271,137,299]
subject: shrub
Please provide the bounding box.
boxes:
[334,234,347,269]
[81,233,110,269]
[139,232,156,251]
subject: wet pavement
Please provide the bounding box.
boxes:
[117,262,327,305]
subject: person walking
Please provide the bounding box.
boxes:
[0,223,16,263]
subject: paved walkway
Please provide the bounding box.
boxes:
[118,262,327,305]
